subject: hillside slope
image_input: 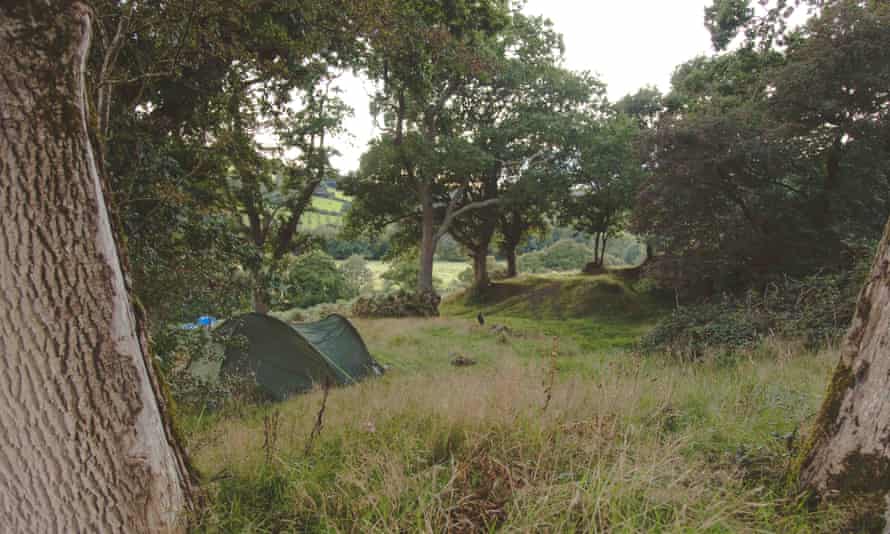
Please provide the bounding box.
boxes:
[299,181,353,230]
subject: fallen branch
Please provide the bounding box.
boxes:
[304,376,332,455]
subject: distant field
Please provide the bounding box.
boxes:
[301,211,342,230]
[331,190,352,202]
[297,187,353,230]
[310,196,344,213]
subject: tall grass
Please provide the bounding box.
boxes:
[186,317,848,533]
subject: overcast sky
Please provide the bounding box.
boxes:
[327,0,716,173]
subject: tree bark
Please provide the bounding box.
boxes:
[471,250,490,289]
[418,184,438,294]
[798,217,890,517]
[600,234,609,266]
[252,284,271,315]
[644,241,655,264]
[504,246,518,278]
[0,4,194,531]
[593,233,603,266]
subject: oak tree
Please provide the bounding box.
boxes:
[0,4,195,530]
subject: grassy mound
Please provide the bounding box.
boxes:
[442,274,669,351]
[443,274,662,321]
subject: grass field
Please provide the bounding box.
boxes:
[332,190,352,202]
[184,275,853,532]
[310,196,346,213]
[300,211,342,230]
[295,188,352,230]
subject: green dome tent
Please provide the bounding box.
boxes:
[210,313,383,401]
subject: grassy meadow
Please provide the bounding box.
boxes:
[185,275,853,532]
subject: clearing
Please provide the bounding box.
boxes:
[187,274,845,532]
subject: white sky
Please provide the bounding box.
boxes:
[327,0,716,173]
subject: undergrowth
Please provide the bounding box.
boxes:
[639,268,867,359]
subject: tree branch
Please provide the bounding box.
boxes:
[96,2,135,142]
[435,197,501,240]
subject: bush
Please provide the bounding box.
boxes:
[151,325,260,410]
[518,239,592,273]
[637,300,764,360]
[382,254,442,292]
[638,266,868,358]
[435,234,465,261]
[271,250,354,309]
[339,255,374,295]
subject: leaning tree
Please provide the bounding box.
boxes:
[0,3,194,531]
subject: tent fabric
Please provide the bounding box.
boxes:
[214,313,382,400]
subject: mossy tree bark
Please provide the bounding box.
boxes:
[0,3,194,531]
[798,217,890,517]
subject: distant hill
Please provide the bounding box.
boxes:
[301,180,352,230]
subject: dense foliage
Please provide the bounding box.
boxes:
[639,260,869,358]
[635,1,890,295]
[271,250,355,310]
[518,240,594,274]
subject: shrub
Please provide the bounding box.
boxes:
[637,300,764,360]
[272,250,354,309]
[339,255,374,295]
[311,224,390,260]
[435,234,465,261]
[518,239,592,273]
[382,254,442,292]
[638,265,868,358]
[151,325,260,410]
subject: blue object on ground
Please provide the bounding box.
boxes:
[197,315,217,326]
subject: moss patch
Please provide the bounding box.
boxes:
[791,362,854,486]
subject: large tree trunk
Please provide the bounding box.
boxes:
[249,262,271,315]
[504,246,518,278]
[418,184,438,294]
[593,233,602,266]
[0,4,194,531]
[253,286,271,315]
[798,217,890,518]
[471,250,490,289]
